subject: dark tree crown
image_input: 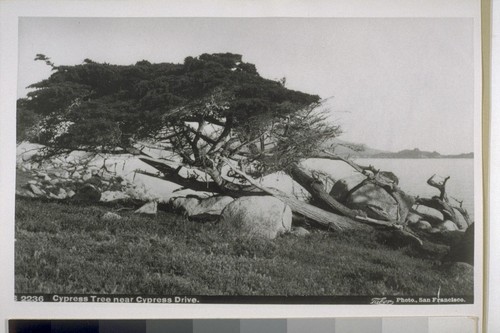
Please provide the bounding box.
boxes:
[18,53,338,176]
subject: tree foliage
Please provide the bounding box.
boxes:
[19,53,341,192]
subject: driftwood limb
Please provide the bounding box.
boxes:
[415,197,456,222]
[427,174,450,201]
[288,163,360,218]
[294,154,411,223]
[138,157,265,197]
[451,197,472,227]
[315,150,400,190]
[415,174,471,227]
[313,150,373,175]
[136,154,423,245]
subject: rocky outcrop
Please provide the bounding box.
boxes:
[330,174,399,221]
[16,142,170,203]
[221,196,292,239]
[16,165,156,204]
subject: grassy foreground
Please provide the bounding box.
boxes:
[15,197,472,297]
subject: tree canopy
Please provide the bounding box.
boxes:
[18,52,341,194]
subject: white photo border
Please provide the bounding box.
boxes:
[0,0,484,327]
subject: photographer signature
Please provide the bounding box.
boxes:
[370,297,394,305]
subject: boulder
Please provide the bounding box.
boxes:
[16,189,35,198]
[291,227,310,237]
[221,196,292,239]
[72,184,101,203]
[170,195,234,216]
[345,183,398,221]
[413,205,444,223]
[406,212,421,224]
[100,191,130,202]
[135,201,158,215]
[415,220,432,231]
[438,220,459,232]
[29,184,45,196]
[329,174,400,221]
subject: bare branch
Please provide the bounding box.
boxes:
[427,174,450,201]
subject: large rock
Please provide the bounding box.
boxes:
[406,212,422,224]
[291,227,310,237]
[438,220,459,232]
[221,196,292,239]
[413,205,444,223]
[415,220,432,230]
[170,195,234,216]
[29,184,45,196]
[329,174,410,221]
[16,189,35,198]
[336,181,398,221]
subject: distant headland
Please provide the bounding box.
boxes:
[324,139,474,159]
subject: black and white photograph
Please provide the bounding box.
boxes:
[12,16,480,305]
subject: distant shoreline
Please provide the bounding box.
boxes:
[325,139,473,160]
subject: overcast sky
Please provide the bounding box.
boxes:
[18,17,474,154]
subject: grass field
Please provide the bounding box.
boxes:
[15,197,472,297]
